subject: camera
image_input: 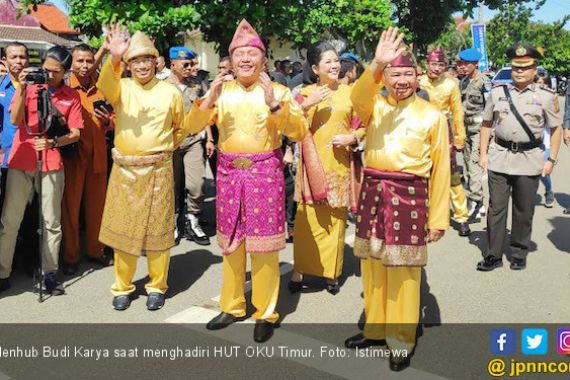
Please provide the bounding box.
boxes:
[25,68,49,85]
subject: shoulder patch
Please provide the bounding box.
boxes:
[539,84,556,94]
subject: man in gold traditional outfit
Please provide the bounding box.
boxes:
[344,28,450,372]
[97,25,189,311]
[188,19,307,343]
[420,47,470,236]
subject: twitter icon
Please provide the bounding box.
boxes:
[522,329,548,355]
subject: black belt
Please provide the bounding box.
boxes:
[495,137,542,153]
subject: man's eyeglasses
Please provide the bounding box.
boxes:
[129,57,155,66]
[181,62,198,69]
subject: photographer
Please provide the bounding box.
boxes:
[0,46,83,295]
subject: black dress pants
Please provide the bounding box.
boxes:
[486,170,539,260]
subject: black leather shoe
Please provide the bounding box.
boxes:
[326,281,340,295]
[113,295,131,311]
[288,280,302,293]
[254,320,275,343]
[458,222,471,237]
[0,278,10,293]
[62,262,78,276]
[206,312,246,330]
[357,312,366,330]
[344,333,386,349]
[476,256,503,271]
[146,292,165,311]
[389,352,411,372]
[510,257,527,270]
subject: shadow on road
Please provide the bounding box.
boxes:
[547,216,570,254]
[133,249,222,299]
[420,268,441,327]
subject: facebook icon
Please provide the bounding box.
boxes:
[491,329,516,355]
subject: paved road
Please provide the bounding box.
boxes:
[0,97,567,379]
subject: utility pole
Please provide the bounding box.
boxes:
[478,1,484,24]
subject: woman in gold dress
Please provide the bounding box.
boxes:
[289,42,365,294]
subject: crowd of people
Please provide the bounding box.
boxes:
[0,19,569,372]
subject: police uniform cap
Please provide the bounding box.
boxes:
[340,52,359,63]
[506,43,542,68]
[458,48,481,62]
[169,47,197,60]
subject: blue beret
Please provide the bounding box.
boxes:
[169,47,197,60]
[340,52,359,63]
[458,48,482,62]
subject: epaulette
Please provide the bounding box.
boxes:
[538,84,556,94]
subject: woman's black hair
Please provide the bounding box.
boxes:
[302,41,338,85]
[43,45,72,71]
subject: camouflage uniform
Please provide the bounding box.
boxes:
[460,71,491,204]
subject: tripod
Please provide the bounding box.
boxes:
[31,86,50,303]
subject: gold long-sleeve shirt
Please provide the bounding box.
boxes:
[96,59,188,155]
[187,80,307,153]
[419,74,465,146]
[352,67,451,231]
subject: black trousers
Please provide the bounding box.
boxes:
[486,170,539,260]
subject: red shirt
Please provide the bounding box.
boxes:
[8,84,84,172]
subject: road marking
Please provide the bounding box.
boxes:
[168,305,449,380]
[165,229,444,380]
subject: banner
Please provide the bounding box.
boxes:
[471,23,490,72]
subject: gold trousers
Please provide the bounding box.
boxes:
[450,184,469,223]
[111,249,170,296]
[361,258,420,352]
[220,243,279,323]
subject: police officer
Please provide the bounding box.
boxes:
[457,48,491,221]
[477,43,562,271]
[166,47,213,246]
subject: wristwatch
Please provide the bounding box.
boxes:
[51,138,59,148]
[547,157,558,165]
[269,102,282,113]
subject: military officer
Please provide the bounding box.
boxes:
[457,48,491,221]
[477,43,562,271]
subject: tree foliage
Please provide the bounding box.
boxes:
[486,4,570,73]
[281,0,394,59]
[431,22,471,60]
[18,0,544,60]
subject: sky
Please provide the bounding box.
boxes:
[481,0,570,28]
[51,0,569,27]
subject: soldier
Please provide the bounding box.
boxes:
[456,48,491,221]
[477,43,562,271]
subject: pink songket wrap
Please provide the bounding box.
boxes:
[216,149,286,255]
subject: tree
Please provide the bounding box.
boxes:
[20,0,200,52]
[390,0,538,54]
[486,4,570,73]
[281,0,394,60]
[19,0,540,58]
[431,21,471,59]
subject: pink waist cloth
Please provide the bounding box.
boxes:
[216,149,286,255]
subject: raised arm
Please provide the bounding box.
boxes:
[351,27,405,126]
[96,24,131,107]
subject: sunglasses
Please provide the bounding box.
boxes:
[181,62,198,69]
